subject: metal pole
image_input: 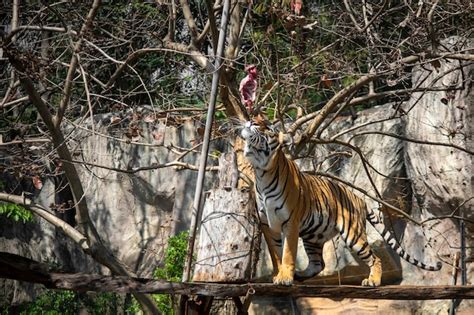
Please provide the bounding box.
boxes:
[460,213,467,286]
[449,253,460,315]
[183,0,231,283]
[450,208,467,315]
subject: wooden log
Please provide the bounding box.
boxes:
[192,188,258,282]
[192,152,259,282]
[217,152,239,189]
[1,252,474,300]
[34,280,474,300]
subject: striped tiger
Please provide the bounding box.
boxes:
[240,119,442,286]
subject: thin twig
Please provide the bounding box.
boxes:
[350,131,473,155]
[54,0,101,128]
[68,159,219,174]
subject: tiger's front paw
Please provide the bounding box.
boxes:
[273,269,294,286]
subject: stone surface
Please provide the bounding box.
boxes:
[0,115,224,305]
[250,38,472,314]
[69,115,227,277]
[399,36,473,314]
[1,40,472,314]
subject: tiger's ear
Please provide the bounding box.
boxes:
[278,132,293,147]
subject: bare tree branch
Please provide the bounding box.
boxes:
[179,0,200,45]
[292,52,474,153]
[4,15,161,314]
[350,131,473,155]
[54,0,101,128]
[200,0,219,51]
[69,159,219,174]
[0,193,90,252]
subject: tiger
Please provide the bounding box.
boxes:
[239,118,442,286]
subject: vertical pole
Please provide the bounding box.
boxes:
[182,0,232,283]
[460,213,467,286]
[449,253,460,315]
[450,208,467,315]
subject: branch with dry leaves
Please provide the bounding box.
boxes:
[291,52,474,153]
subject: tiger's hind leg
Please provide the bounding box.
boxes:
[337,208,382,286]
[295,238,325,281]
[350,237,382,287]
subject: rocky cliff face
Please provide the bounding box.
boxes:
[1,47,472,314]
[0,116,224,305]
[251,38,473,314]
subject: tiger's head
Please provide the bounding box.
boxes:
[239,118,281,169]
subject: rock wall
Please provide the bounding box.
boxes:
[250,38,473,314]
[1,43,472,314]
[0,115,225,305]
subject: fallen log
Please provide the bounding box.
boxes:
[1,252,473,300]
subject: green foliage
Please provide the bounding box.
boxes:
[87,293,119,315]
[125,297,141,315]
[154,231,189,282]
[0,203,33,223]
[19,290,119,315]
[342,75,359,88]
[152,231,189,314]
[127,231,189,314]
[215,110,227,120]
[21,290,79,315]
[131,0,161,18]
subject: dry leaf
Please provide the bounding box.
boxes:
[197,127,205,138]
[110,116,121,125]
[321,74,333,88]
[143,114,156,123]
[131,112,141,122]
[431,59,441,70]
[125,126,141,140]
[32,175,43,190]
[386,79,397,87]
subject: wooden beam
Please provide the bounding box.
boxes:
[46,277,474,300]
[1,252,473,300]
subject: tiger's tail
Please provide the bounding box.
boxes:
[366,207,442,271]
